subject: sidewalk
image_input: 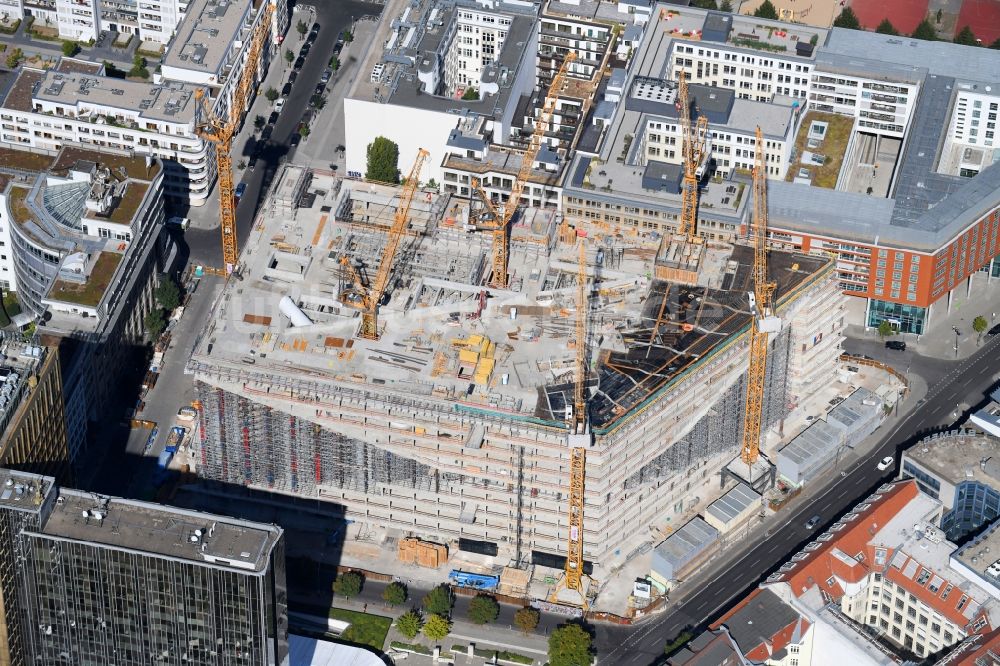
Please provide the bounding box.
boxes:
[0,20,137,67]
[846,271,1000,360]
[301,587,552,665]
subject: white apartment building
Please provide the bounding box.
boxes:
[2,0,187,44]
[442,6,514,97]
[0,63,213,205]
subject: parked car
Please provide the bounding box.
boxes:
[268,111,279,124]
[294,56,305,70]
[312,22,321,32]
[281,82,292,96]
[290,133,301,147]
[261,126,273,141]
[166,216,190,230]
[332,42,343,56]
[320,69,332,84]
[315,83,325,96]
[234,182,247,202]
[989,323,1000,336]
[247,154,259,171]
[288,70,298,84]
[805,515,821,530]
[299,43,311,58]
[306,32,317,45]
[876,455,894,472]
[885,340,906,351]
[274,97,285,113]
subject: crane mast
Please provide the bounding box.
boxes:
[339,149,429,340]
[740,127,779,468]
[677,71,709,242]
[564,241,589,593]
[194,3,273,274]
[474,53,576,289]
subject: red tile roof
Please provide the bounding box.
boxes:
[884,553,990,630]
[777,481,919,599]
[936,627,1000,665]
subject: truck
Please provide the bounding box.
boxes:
[157,449,173,469]
[165,426,186,454]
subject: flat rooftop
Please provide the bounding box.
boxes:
[0,468,53,514]
[191,165,832,435]
[906,432,1000,487]
[163,0,251,77]
[37,488,282,573]
[30,69,197,124]
[953,521,1000,589]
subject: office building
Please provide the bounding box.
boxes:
[0,341,70,485]
[0,144,167,464]
[0,468,287,666]
[900,429,1000,541]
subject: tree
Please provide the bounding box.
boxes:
[311,95,327,110]
[284,48,294,64]
[911,19,937,41]
[690,0,717,9]
[332,571,363,599]
[514,607,540,634]
[296,20,308,37]
[468,594,500,625]
[954,25,978,46]
[421,585,452,616]
[61,40,79,57]
[144,309,166,338]
[155,277,181,310]
[265,87,279,102]
[973,315,988,344]
[832,7,860,29]
[343,30,354,43]
[382,582,407,607]
[5,47,22,69]
[366,136,400,183]
[462,87,479,101]
[720,0,733,10]
[422,614,451,641]
[253,114,265,130]
[991,37,1000,49]
[396,610,422,639]
[299,124,310,137]
[753,0,779,20]
[876,19,899,35]
[129,54,149,79]
[877,320,894,339]
[548,623,593,666]
[329,56,340,71]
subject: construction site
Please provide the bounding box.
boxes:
[187,128,849,603]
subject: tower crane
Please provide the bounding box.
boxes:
[564,241,590,594]
[677,71,710,242]
[338,149,429,340]
[194,3,274,274]
[740,127,780,468]
[473,53,576,289]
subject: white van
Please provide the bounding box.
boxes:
[370,63,385,83]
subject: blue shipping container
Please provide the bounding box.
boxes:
[157,450,173,469]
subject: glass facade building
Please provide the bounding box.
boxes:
[867,298,927,335]
[0,469,287,666]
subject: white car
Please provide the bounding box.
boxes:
[274,97,286,113]
[877,455,894,471]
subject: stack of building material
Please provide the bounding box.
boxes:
[398,538,449,568]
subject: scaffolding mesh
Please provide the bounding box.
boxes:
[196,383,438,495]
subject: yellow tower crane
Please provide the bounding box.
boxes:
[194,3,274,274]
[677,71,710,242]
[740,127,780,468]
[564,240,590,593]
[339,149,429,340]
[473,52,576,289]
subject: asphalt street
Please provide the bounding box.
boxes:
[181,0,380,268]
[601,333,1000,664]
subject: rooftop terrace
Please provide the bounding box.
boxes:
[905,431,1000,487]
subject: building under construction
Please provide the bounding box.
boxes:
[189,165,845,572]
